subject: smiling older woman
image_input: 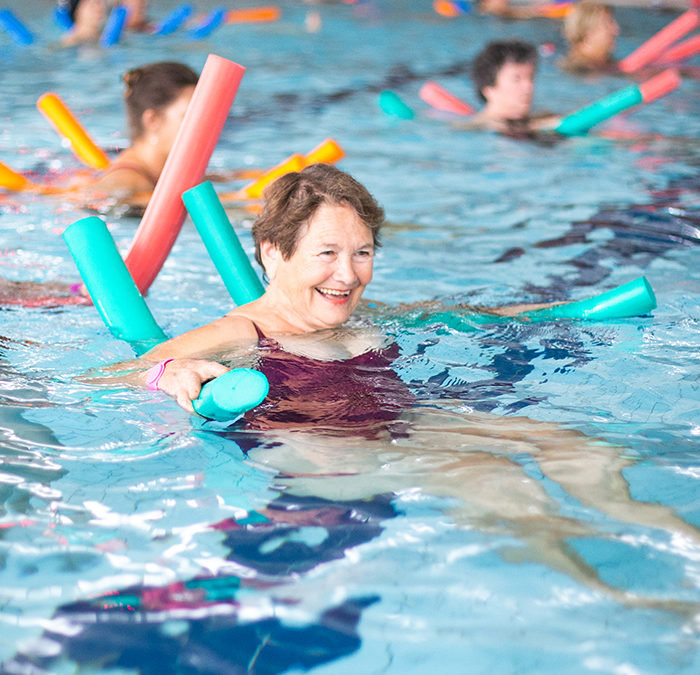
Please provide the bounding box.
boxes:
[127,163,698,604]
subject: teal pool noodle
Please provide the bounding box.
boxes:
[379,90,415,119]
[63,216,167,352]
[193,368,269,422]
[182,181,265,305]
[520,277,656,321]
[556,85,643,136]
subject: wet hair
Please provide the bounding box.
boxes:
[251,164,384,270]
[58,0,82,22]
[471,40,538,103]
[563,1,614,47]
[122,62,198,141]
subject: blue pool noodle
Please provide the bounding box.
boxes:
[0,8,34,45]
[193,368,269,422]
[188,7,226,40]
[152,4,192,35]
[99,4,128,47]
[63,216,166,354]
[53,6,73,31]
[182,181,265,305]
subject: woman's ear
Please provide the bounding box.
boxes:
[259,240,280,280]
[141,108,160,138]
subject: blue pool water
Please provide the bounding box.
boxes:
[1,1,699,672]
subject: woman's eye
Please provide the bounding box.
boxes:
[356,249,372,258]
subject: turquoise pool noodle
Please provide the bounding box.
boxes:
[407,277,656,332]
[379,90,415,119]
[521,276,656,321]
[63,216,166,351]
[193,368,269,422]
[556,85,643,136]
[183,181,265,305]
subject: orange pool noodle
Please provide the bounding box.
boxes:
[433,1,459,18]
[655,34,700,64]
[638,68,681,104]
[37,93,110,170]
[0,161,29,191]
[243,154,305,199]
[303,138,344,165]
[419,81,474,116]
[619,9,699,73]
[535,3,572,19]
[125,54,246,295]
[225,6,280,24]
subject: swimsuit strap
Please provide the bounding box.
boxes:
[101,161,158,188]
[251,321,267,341]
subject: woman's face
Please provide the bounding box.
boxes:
[152,86,195,155]
[269,202,375,332]
[585,10,619,58]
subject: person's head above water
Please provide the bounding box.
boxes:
[123,61,198,145]
[60,0,149,44]
[562,1,618,72]
[250,163,385,330]
[471,40,538,121]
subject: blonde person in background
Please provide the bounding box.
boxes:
[560,0,619,74]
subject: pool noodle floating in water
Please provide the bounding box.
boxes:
[0,161,30,191]
[242,154,306,199]
[124,54,245,295]
[182,181,265,305]
[189,8,227,39]
[378,91,415,119]
[99,4,128,47]
[433,1,471,17]
[555,68,680,136]
[37,93,110,170]
[225,6,281,24]
[152,4,192,35]
[411,277,657,333]
[654,34,700,65]
[619,8,699,73]
[419,81,474,116]
[0,8,34,46]
[53,6,73,31]
[62,216,166,353]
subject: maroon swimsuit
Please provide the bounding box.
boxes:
[244,325,415,438]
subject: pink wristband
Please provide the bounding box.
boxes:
[145,359,174,391]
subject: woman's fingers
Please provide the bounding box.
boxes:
[149,359,230,413]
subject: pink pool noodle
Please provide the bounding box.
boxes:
[638,68,681,103]
[419,81,474,116]
[654,33,700,64]
[619,9,699,73]
[124,54,245,294]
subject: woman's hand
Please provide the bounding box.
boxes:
[146,358,229,413]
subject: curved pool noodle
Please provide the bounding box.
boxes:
[63,216,167,353]
[53,6,74,31]
[37,93,110,170]
[555,69,679,136]
[182,181,265,305]
[0,8,34,46]
[152,4,192,35]
[521,277,656,321]
[0,162,30,191]
[226,6,281,24]
[193,368,269,422]
[124,54,245,295]
[419,81,474,116]
[242,153,306,199]
[654,34,700,65]
[535,3,572,19]
[378,91,415,120]
[99,4,128,47]
[188,8,226,39]
[619,9,699,73]
[304,138,344,165]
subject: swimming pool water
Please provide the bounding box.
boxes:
[1,1,699,673]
